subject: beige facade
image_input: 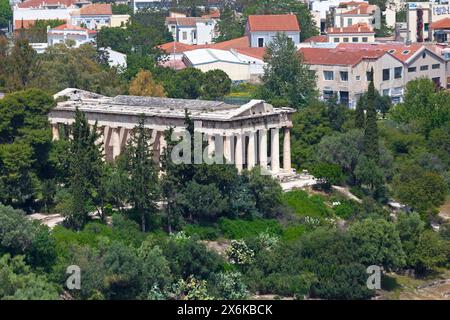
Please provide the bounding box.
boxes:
[328,32,375,43]
[305,52,404,108]
[403,47,447,87]
[110,15,130,28]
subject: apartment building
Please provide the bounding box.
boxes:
[327,22,375,43]
[300,47,404,107]
[406,1,450,42]
[70,3,112,30]
[339,43,447,89]
[166,16,218,45]
[334,2,381,30]
[47,23,96,47]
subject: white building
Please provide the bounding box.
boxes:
[334,2,381,30]
[12,0,89,30]
[165,16,218,45]
[47,23,96,47]
[70,3,112,30]
[407,1,450,42]
[183,48,265,83]
[245,14,301,47]
[130,0,163,14]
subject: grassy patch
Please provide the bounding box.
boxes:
[219,218,283,239]
[282,224,308,242]
[282,190,331,218]
[183,224,219,240]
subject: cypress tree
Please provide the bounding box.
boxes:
[66,108,103,230]
[124,115,159,232]
[363,69,380,161]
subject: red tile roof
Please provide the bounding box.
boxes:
[234,47,266,60]
[208,36,249,50]
[327,23,374,34]
[337,43,424,62]
[247,14,300,32]
[17,0,78,8]
[51,23,96,34]
[342,3,376,15]
[158,41,205,54]
[303,35,328,43]
[201,10,221,19]
[430,17,450,30]
[339,1,368,8]
[78,3,112,16]
[158,36,250,54]
[299,47,385,66]
[165,17,208,27]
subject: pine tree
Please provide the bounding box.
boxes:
[66,109,104,230]
[355,95,365,129]
[124,115,159,232]
[363,69,380,161]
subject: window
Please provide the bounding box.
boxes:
[382,89,390,96]
[348,18,353,25]
[258,37,264,47]
[343,37,349,42]
[422,52,426,59]
[362,37,368,42]
[394,67,402,79]
[424,23,429,31]
[324,71,334,81]
[432,77,441,87]
[432,64,440,69]
[408,67,416,72]
[356,75,361,81]
[323,90,334,99]
[193,31,197,39]
[366,71,373,81]
[340,71,348,81]
[182,31,187,40]
[382,68,390,81]
[402,50,410,55]
[334,38,339,43]
[352,37,358,42]
[420,65,429,71]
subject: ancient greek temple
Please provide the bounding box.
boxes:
[49,88,295,176]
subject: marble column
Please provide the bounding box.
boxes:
[258,129,268,169]
[247,132,256,170]
[111,127,121,160]
[270,128,280,172]
[235,134,243,172]
[207,134,215,156]
[223,135,233,164]
[52,124,60,141]
[283,127,291,171]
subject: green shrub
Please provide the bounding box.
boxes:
[333,201,357,219]
[219,218,283,239]
[282,190,331,218]
[282,224,308,242]
[183,224,219,240]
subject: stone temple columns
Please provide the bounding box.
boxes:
[270,128,280,172]
[247,132,256,170]
[283,127,291,171]
[235,134,244,172]
[52,124,60,141]
[259,129,268,169]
